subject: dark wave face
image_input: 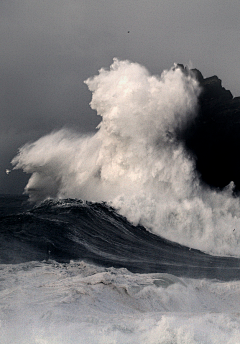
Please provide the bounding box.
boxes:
[1,196,239,281]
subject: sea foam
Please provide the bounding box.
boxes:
[1,261,240,344]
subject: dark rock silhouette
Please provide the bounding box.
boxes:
[177,65,240,191]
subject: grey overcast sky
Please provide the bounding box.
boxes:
[1,0,240,194]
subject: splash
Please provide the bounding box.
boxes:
[12,58,240,256]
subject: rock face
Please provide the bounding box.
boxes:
[180,66,240,191]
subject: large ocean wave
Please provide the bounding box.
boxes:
[11,59,240,257]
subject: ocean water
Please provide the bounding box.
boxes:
[1,59,240,343]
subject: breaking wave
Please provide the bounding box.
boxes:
[12,59,240,257]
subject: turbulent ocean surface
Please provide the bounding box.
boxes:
[1,59,240,343]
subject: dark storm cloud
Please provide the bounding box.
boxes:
[1,0,240,193]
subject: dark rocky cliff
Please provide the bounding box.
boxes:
[179,65,240,191]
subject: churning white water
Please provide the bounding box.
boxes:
[1,260,240,344]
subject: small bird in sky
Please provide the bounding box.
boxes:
[127,31,130,33]
[6,169,11,175]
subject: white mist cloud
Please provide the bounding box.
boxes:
[12,59,200,201]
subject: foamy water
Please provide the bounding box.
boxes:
[1,261,240,344]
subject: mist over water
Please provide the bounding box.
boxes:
[12,59,240,257]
